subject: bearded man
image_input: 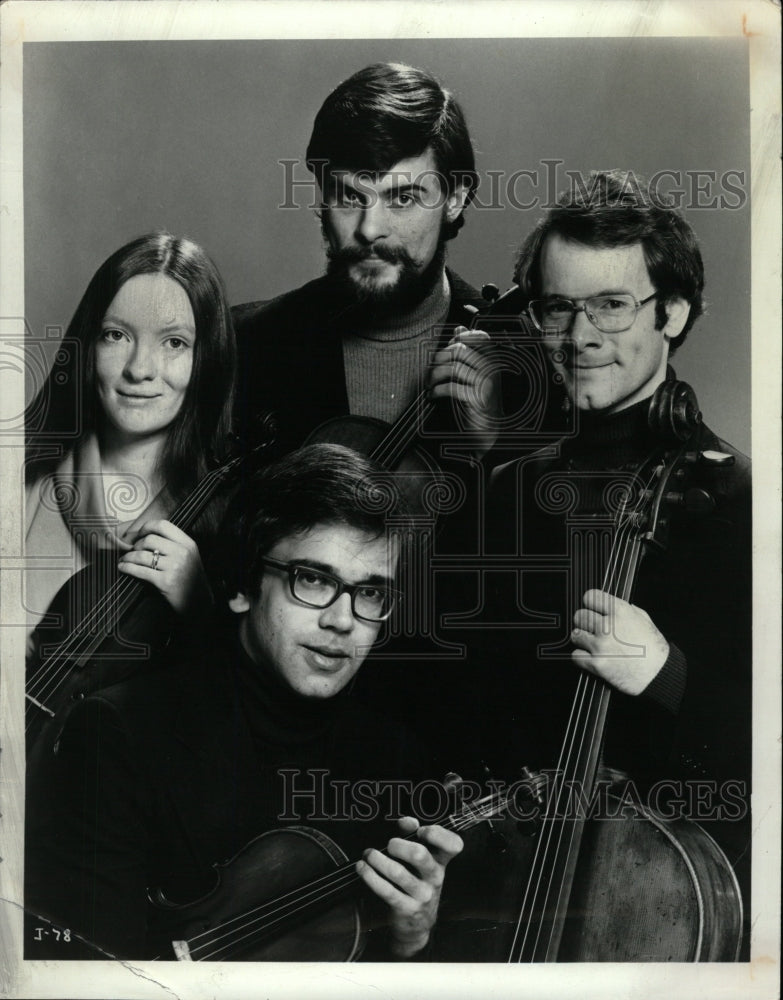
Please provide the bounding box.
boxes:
[232,61,501,463]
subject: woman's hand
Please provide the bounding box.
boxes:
[356,816,463,959]
[117,519,213,619]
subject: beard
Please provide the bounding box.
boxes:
[323,223,448,316]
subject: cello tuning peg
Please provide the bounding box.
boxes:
[664,488,716,514]
[699,449,735,467]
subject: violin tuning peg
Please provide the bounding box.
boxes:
[442,772,464,791]
[481,283,500,303]
[519,765,547,805]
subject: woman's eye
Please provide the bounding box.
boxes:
[100,328,128,344]
[165,336,188,350]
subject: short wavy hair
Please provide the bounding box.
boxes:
[218,443,411,598]
[306,62,478,239]
[514,169,705,350]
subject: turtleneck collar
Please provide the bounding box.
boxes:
[562,396,656,470]
[230,630,349,749]
[347,269,451,342]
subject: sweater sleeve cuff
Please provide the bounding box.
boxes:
[641,643,687,714]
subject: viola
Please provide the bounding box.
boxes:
[149,785,513,962]
[305,283,544,517]
[25,429,274,754]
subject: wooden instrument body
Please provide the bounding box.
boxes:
[443,794,742,962]
[151,827,363,962]
[305,414,451,518]
[560,801,742,961]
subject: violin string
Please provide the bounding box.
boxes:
[188,798,508,960]
[183,792,510,960]
[371,389,434,468]
[184,790,510,952]
[509,464,658,961]
[27,467,226,714]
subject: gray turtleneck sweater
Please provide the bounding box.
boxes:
[342,271,451,424]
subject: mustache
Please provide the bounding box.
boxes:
[325,242,415,268]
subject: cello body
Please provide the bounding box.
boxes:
[559,800,742,961]
[442,793,742,962]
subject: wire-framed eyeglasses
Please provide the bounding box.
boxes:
[260,556,398,623]
[527,292,658,335]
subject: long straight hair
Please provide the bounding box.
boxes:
[26,232,236,509]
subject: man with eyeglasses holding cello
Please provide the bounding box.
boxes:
[465,170,752,961]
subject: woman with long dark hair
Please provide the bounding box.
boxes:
[25,232,236,643]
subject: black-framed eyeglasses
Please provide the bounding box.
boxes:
[260,556,399,623]
[527,292,658,335]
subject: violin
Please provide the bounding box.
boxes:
[149,785,514,962]
[25,429,274,755]
[485,381,744,962]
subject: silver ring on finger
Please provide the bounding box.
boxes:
[151,549,161,571]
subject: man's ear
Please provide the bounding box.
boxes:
[228,592,251,615]
[444,182,470,225]
[662,296,690,344]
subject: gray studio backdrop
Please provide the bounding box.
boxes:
[24,37,750,453]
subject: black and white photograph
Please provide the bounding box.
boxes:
[0,2,780,998]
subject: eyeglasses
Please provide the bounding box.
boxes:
[260,556,398,623]
[527,292,657,335]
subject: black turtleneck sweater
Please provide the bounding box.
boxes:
[25,623,435,961]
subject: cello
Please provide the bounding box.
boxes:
[478,381,745,962]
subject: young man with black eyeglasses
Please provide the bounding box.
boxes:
[24,444,462,962]
[476,170,752,957]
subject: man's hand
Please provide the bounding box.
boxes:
[117,519,213,618]
[356,816,463,958]
[571,589,670,696]
[428,326,501,459]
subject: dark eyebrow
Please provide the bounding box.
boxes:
[292,559,394,588]
[386,182,426,196]
[332,178,426,198]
